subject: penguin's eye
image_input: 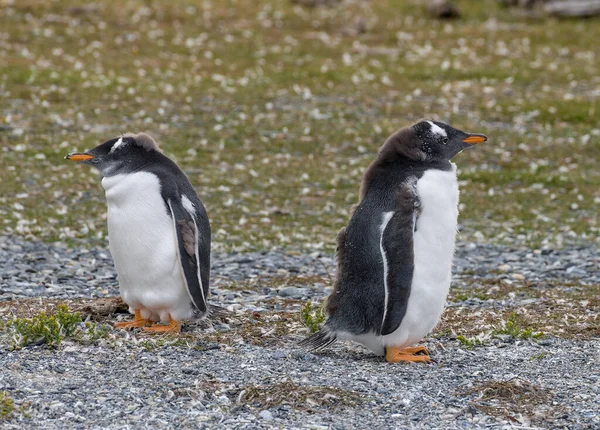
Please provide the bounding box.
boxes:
[442,137,449,144]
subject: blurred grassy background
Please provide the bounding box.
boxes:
[0,0,598,252]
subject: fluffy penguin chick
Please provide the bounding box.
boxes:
[300,120,487,362]
[66,133,211,332]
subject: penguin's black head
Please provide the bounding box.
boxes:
[65,132,161,176]
[384,120,487,163]
[412,120,487,162]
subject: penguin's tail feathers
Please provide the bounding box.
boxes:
[298,327,337,352]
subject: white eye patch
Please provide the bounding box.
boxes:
[426,121,447,138]
[110,137,124,153]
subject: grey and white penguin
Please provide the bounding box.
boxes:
[300,120,487,363]
[66,133,211,332]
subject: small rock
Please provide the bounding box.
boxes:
[278,287,305,298]
[428,0,461,19]
[494,334,513,342]
[259,410,274,421]
[340,17,368,37]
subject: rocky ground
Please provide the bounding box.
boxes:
[0,236,599,429]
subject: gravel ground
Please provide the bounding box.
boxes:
[1,236,598,301]
[0,236,599,429]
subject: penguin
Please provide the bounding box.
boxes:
[299,120,487,363]
[66,133,211,332]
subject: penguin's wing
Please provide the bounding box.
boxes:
[380,178,420,336]
[167,198,208,313]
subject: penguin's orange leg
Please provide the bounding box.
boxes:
[143,317,181,333]
[114,309,148,329]
[385,346,432,364]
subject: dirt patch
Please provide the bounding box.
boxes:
[458,377,563,425]
[236,379,364,411]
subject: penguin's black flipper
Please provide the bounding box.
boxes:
[380,179,420,336]
[167,199,208,313]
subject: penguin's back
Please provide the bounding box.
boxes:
[327,166,409,336]
[328,201,387,334]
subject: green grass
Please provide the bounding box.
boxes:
[7,304,110,349]
[0,0,598,252]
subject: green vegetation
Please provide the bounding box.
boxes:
[77,321,112,345]
[441,281,599,341]
[300,301,326,333]
[9,304,81,349]
[452,292,488,302]
[0,392,15,420]
[456,335,482,349]
[7,304,110,349]
[454,294,470,302]
[492,312,544,340]
[0,0,597,252]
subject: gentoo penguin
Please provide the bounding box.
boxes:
[66,133,211,332]
[300,120,487,363]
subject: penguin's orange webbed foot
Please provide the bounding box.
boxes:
[385,346,432,364]
[143,317,181,333]
[399,345,429,355]
[115,309,148,330]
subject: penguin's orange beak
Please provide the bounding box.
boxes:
[462,134,488,145]
[65,152,95,162]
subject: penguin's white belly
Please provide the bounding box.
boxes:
[382,165,459,349]
[102,172,193,322]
